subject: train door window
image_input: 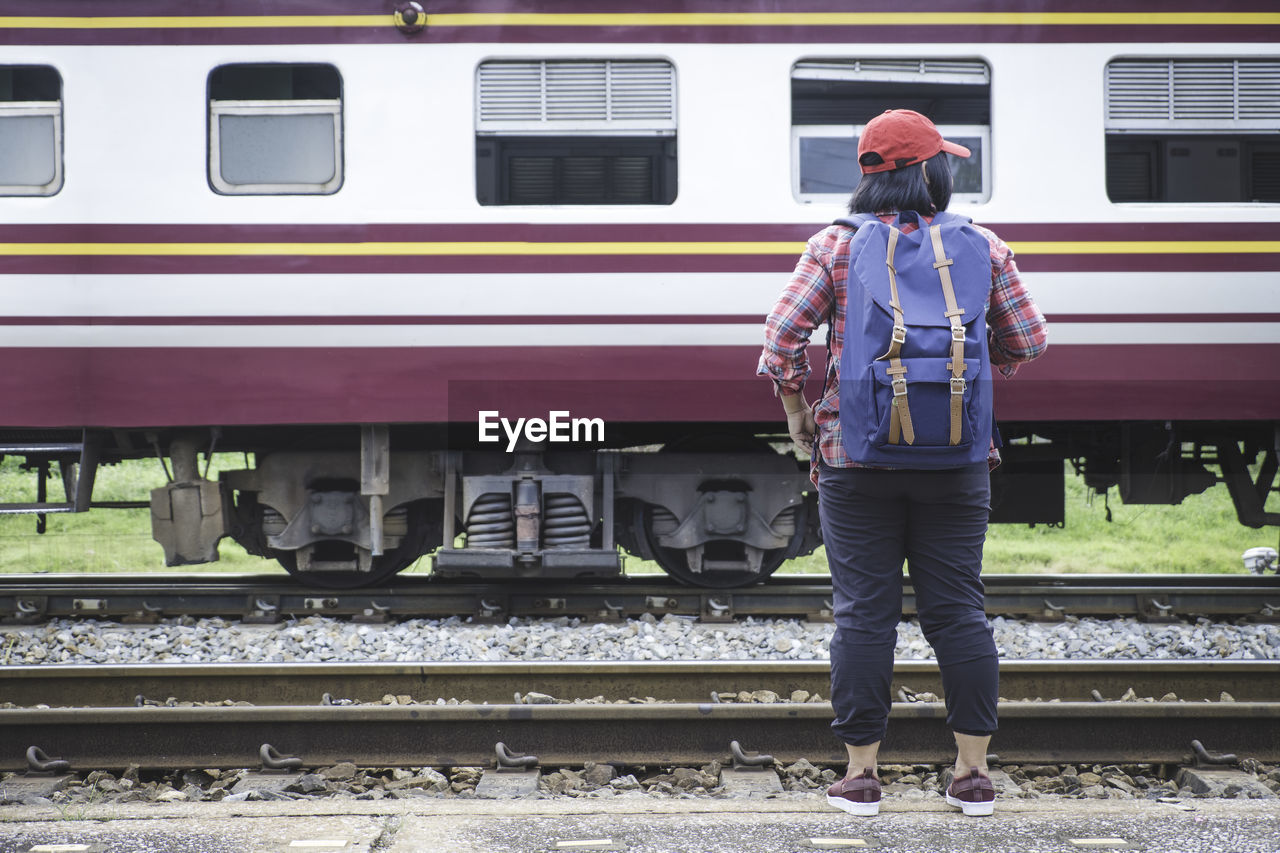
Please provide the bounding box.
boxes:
[1105,58,1280,202]
[208,63,343,195]
[791,59,992,205]
[0,66,63,196]
[475,59,677,205]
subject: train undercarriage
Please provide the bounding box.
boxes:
[1,420,1277,588]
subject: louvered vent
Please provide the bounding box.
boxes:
[1252,148,1280,202]
[1239,63,1280,120]
[1106,59,1280,129]
[477,60,675,134]
[793,58,990,85]
[1105,145,1156,202]
[791,58,991,125]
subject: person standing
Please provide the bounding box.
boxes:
[758,109,1047,817]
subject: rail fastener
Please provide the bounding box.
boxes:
[1,701,1277,772]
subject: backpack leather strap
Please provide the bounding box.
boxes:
[880,227,915,445]
[928,224,967,446]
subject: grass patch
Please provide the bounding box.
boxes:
[981,465,1263,574]
[0,454,276,574]
[0,457,1269,576]
[778,461,1270,576]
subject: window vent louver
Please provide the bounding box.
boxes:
[1107,59,1280,130]
[1252,148,1280,201]
[1105,146,1157,201]
[478,60,675,134]
[793,59,990,85]
[1238,62,1280,120]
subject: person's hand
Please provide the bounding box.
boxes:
[781,392,815,458]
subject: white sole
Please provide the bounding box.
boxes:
[946,792,995,816]
[826,794,880,816]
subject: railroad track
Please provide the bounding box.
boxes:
[2,660,1277,770]
[4,575,1275,774]
[5,702,1277,771]
[3,573,1278,623]
[2,660,1276,707]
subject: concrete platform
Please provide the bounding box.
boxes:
[0,811,387,853]
[0,795,1276,853]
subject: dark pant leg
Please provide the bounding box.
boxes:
[819,463,908,746]
[903,464,999,736]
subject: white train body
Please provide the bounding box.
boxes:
[1,4,1276,585]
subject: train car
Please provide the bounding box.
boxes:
[1,1,1277,588]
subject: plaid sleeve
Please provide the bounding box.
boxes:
[980,229,1048,378]
[757,231,837,394]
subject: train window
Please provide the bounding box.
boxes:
[791,59,992,205]
[0,65,63,196]
[208,63,343,195]
[1105,58,1280,203]
[475,59,677,205]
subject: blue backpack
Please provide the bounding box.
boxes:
[835,210,996,469]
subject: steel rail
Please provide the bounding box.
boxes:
[1,660,1276,708]
[1,573,1277,623]
[1,701,1275,771]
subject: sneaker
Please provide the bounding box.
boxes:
[946,767,996,816]
[826,768,881,816]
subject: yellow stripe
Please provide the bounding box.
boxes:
[0,241,802,256]
[1,12,1277,29]
[1,241,1277,256]
[0,15,391,29]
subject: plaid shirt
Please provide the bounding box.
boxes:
[758,214,1048,483]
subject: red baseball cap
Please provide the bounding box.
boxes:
[857,109,971,174]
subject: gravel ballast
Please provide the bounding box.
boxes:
[2,613,1277,666]
[4,760,1277,807]
[4,614,1277,809]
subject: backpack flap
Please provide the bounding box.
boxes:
[848,218,990,329]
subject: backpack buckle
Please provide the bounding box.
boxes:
[949,378,967,395]
[891,325,907,345]
[892,379,909,397]
[951,327,966,343]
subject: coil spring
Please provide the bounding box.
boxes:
[542,493,592,548]
[649,507,679,536]
[465,492,515,548]
[261,506,287,536]
[772,505,797,537]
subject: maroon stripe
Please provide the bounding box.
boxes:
[1014,254,1280,273]
[0,27,369,47]
[2,313,1276,327]
[2,23,1276,46]
[3,252,1278,275]
[987,222,1280,242]
[3,343,1279,428]
[3,221,1276,242]
[1048,313,1280,324]
[0,222,820,243]
[428,24,1280,47]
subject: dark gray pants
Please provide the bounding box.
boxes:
[818,461,999,746]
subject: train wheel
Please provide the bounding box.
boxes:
[637,500,803,589]
[272,500,439,589]
[637,433,806,588]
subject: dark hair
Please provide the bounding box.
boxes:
[848,152,953,215]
